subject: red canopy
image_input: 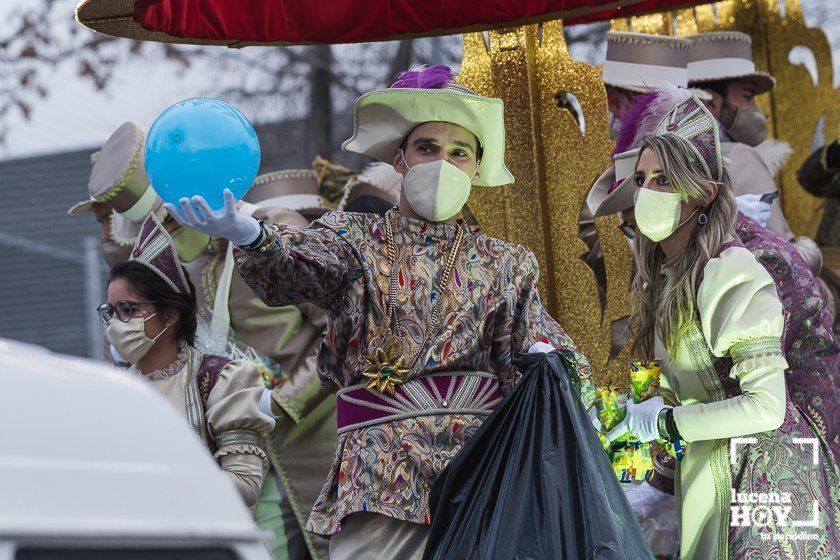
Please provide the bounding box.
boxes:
[77,0,711,46]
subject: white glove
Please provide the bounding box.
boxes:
[164,188,262,247]
[606,396,670,444]
[588,407,603,431]
[528,341,554,353]
[258,387,279,419]
[736,194,771,228]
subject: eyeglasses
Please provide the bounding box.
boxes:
[618,222,636,240]
[97,300,157,325]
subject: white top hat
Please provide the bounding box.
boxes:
[686,31,775,94]
[244,169,331,222]
[602,32,690,92]
[68,122,161,221]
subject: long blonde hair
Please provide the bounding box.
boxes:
[630,133,737,359]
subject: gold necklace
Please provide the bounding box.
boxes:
[362,211,465,394]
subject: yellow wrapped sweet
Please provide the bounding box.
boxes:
[611,441,654,483]
[629,359,661,403]
[593,386,627,433]
[588,359,685,483]
[589,359,669,483]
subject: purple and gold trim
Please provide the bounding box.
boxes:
[336,371,502,434]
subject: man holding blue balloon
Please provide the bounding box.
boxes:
[167,65,591,559]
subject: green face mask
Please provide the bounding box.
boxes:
[402,155,474,222]
[634,188,683,242]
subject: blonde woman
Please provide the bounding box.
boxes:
[607,96,839,559]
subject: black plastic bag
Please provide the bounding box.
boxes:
[424,351,654,560]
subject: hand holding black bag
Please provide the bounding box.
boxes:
[424,351,654,560]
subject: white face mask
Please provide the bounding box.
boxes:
[723,104,768,147]
[105,313,168,365]
[401,153,474,222]
[634,188,699,243]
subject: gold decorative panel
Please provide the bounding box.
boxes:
[613,0,840,238]
[460,22,633,387]
[456,2,837,386]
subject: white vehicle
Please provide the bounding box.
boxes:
[0,338,273,560]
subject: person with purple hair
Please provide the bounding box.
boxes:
[167,65,593,559]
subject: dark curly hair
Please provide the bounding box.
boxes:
[109,260,198,346]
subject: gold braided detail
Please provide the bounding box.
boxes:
[215,428,263,449]
[383,211,465,372]
[201,249,225,311]
[608,31,690,49]
[729,336,782,364]
[215,428,268,470]
[253,170,315,185]
[685,321,731,560]
[98,126,146,204]
[107,212,138,247]
[183,347,210,450]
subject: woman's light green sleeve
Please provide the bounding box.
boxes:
[673,246,788,442]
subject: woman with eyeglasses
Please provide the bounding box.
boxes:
[604,95,839,559]
[98,213,274,508]
[101,263,195,373]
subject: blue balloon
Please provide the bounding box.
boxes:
[145,98,261,211]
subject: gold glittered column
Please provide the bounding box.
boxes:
[460,22,633,387]
[755,0,839,238]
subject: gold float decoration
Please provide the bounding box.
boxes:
[613,0,840,238]
[455,1,837,386]
[460,22,633,387]
[362,345,409,395]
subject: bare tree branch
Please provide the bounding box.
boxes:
[0,0,468,156]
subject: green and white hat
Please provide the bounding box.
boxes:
[343,65,514,188]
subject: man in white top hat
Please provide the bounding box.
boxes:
[687,31,775,147]
[687,31,822,273]
[590,32,691,260]
[68,122,169,266]
[167,64,592,559]
[586,32,692,315]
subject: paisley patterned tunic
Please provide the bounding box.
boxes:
[234,209,591,535]
[735,213,840,460]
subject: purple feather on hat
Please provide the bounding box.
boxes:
[612,83,693,155]
[613,90,658,155]
[391,65,455,89]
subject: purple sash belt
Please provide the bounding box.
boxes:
[336,371,503,434]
